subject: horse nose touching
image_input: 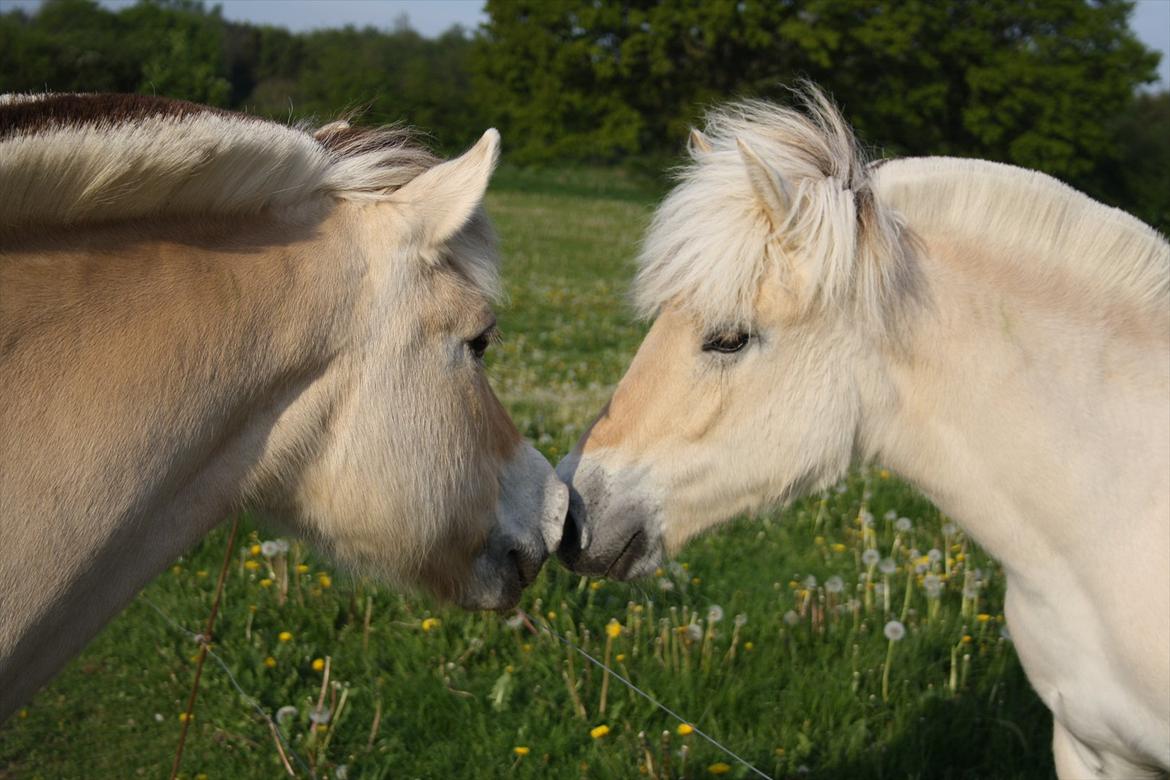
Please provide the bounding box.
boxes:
[555,459,662,581]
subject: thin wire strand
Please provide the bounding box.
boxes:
[138,595,314,778]
[518,609,773,780]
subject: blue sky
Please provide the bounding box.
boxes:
[6,0,1169,87]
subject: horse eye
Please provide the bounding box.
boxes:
[467,326,497,360]
[702,331,751,354]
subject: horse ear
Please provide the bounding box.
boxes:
[398,128,500,248]
[736,138,793,226]
[688,128,713,156]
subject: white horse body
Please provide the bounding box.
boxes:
[557,90,1169,776]
[870,160,1170,774]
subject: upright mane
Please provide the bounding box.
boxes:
[635,86,914,333]
[0,93,439,231]
[874,157,1170,316]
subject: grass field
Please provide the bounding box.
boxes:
[0,168,1054,779]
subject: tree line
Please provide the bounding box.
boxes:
[1,0,1166,229]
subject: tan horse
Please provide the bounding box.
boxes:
[0,94,567,719]
[557,88,1169,777]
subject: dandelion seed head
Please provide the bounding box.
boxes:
[684,624,703,642]
[942,522,957,536]
[895,517,913,532]
[734,613,747,627]
[883,510,897,521]
[309,706,331,725]
[802,575,817,589]
[883,620,906,641]
[783,610,800,626]
[658,578,675,592]
[261,541,281,558]
[707,605,724,623]
[923,574,942,598]
[879,558,897,575]
[505,614,525,630]
[928,548,943,563]
[825,576,844,594]
[862,549,880,566]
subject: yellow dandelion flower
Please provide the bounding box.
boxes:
[961,634,973,644]
[691,577,702,585]
[278,631,293,642]
[708,762,731,775]
[589,581,603,591]
[788,580,799,589]
[615,653,625,663]
[172,565,182,575]
[17,709,28,719]
[744,641,755,651]
[196,774,209,780]
[316,724,328,733]
[505,665,514,674]
[259,578,273,588]
[590,724,610,739]
[681,563,689,570]
[244,560,260,571]
[311,658,325,672]
[250,544,262,556]
[654,567,665,577]
[976,613,991,623]
[296,564,310,574]
[879,469,891,479]
[831,543,847,553]
[814,536,825,545]
[196,570,208,578]
[605,620,622,639]
[421,617,440,632]
[263,656,277,668]
[178,712,193,723]
[513,746,530,756]
[546,611,557,620]
[676,723,694,736]
[318,574,332,588]
[521,643,532,653]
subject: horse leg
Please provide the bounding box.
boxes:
[1053,719,1165,780]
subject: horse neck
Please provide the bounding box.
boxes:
[860,224,1170,581]
[0,206,358,714]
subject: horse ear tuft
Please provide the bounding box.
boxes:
[398,128,500,249]
[688,128,714,156]
[736,138,793,226]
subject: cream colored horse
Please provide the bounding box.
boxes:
[0,94,567,719]
[557,88,1169,777]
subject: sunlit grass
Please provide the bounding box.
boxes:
[0,170,1052,779]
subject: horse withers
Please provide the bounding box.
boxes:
[0,94,567,718]
[557,87,1170,777]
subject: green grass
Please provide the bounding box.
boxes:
[0,171,1054,780]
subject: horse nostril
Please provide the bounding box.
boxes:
[507,547,542,589]
[557,488,587,566]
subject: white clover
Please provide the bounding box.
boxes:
[879,558,897,575]
[895,517,913,532]
[883,620,906,641]
[862,549,880,567]
[825,576,844,594]
[706,605,724,623]
[783,610,800,626]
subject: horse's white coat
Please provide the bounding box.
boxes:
[559,88,1170,777]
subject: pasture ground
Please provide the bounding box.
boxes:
[0,168,1054,779]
